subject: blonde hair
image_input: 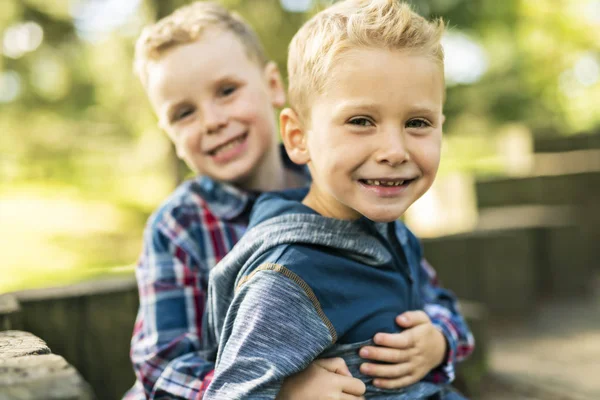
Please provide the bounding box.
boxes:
[288,0,445,119]
[134,1,268,87]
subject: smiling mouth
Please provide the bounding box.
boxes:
[208,132,248,156]
[359,178,415,187]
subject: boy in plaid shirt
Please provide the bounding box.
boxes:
[125,2,474,399]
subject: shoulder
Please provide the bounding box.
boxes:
[235,243,353,342]
[237,244,350,319]
[146,178,210,236]
[240,242,340,283]
[141,178,226,264]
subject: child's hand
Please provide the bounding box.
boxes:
[277,357,366,400]
[359,311,446,389]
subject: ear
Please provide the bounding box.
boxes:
[264,61,286,108]
[280,107,310,165]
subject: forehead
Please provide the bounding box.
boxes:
[146,29,261,102]
[320,47,444,108]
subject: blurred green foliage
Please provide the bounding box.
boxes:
[1,0,599,292]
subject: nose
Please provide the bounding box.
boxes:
[202,102,228,134]
[375,128,410,166]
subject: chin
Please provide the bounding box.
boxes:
[213,159,255,182]
[369,215,402,223]
[361,211,402,223]
[361,206,407,223]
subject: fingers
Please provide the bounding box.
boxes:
[313,358,366,396]
[315,357,352,377]
[337,374,366,396]
[359,346,410,363]
[359,361,411,379]
[372,375,419,390]
[395,310,430,328]
[278,361,366,400]
[339,395,366,400]
[373,331,414,349]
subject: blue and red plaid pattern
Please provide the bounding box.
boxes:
[124,169,474,399]
[124,176,250,400]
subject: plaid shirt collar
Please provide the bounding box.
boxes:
[194,145,310,222]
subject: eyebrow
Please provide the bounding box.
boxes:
[407,104,442,116]
[214,73,238,82]
[333,100,380,115]
[334,100,441,116]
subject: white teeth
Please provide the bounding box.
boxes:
[364,179,406,187]
[214,136,245,155]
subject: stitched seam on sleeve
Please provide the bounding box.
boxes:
[236,262,338,343]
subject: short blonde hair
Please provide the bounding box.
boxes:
[288,0,445,119]
[134,1,268,87]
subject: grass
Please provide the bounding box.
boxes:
[0,182,153,294]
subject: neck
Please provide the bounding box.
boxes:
[238,145,297,192]
[302,183,361,220]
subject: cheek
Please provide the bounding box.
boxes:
[307,128,337,166]
[173,126,202,156]
[322,140,361,184]
[412,136,442,175]
[235,88,270,123]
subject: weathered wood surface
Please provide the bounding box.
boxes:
[0,331,95,400]
[0,331,50,359]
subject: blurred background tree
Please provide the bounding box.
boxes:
[1,0,599,293]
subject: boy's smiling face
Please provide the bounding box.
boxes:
[283,47,444,222]
[145,29,285,185]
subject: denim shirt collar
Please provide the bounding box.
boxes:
[194,145,310,222]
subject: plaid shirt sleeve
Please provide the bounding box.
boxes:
[419,257,475,384]
[128,214,215,400]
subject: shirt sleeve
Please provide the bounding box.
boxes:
[130,223,215,399]
[419,257,476,384]
[204,266,336,400]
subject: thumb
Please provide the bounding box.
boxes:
[315,357,352,377]
[396,310,430,328]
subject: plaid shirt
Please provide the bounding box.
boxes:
[124,155,474,400]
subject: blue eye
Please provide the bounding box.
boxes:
[348,117,374,127]
[406,119,430,128]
